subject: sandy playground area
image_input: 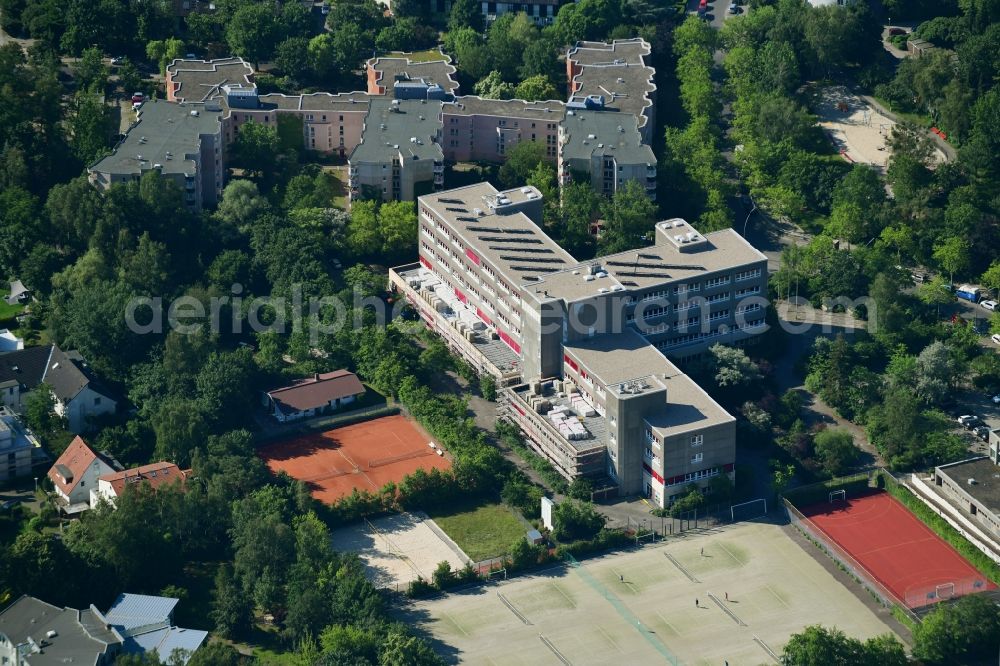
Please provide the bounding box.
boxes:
[812,86,945,171]
[413,521,902,665]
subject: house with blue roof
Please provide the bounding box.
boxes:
[104,594,208,665]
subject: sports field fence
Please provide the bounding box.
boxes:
[783,498,921,623]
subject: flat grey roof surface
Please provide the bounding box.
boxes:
[568,39,651,66]
[166,58,254,102]
[560,110,655,165]
[421,182,577,285]
[443,97,566,121]
[90,100,222,177]
[350,99,443,163]
[939,457,1000,515]
[0,596,118,665]
[570,55,655,127]
[369,56,459,94]
[565,328,734,437]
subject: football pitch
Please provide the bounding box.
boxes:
[413,521,901,665]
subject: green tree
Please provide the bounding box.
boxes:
[812,429,858,477]
[782,625,906,665]
[230,122,280,179]
[474,70,515,100]
[932,235,971,284]
[226,3,280,67]
[598,180,656,255]
[707,344,761,389]
[146,37,185,76]
[210,563,252,639]
[75,46,108,92]
[980,260,1000,300]
[769,460,796,495]
[275,36,312,80]
[24,383,62,436]
[913,594,1000,664]
[498,140,546,189]
[552,499,605,541]
[449,0,484,31]
[514,75,557,101]
[68,92,113,163]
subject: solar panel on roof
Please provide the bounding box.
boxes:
[479,236,542,244]
[499,256,565,264]
[488,246,555,254]
[510,266,560,273]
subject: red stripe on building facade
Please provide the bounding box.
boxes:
[642,463,665,485]
[465,248,480,265]
[454,288,468,304]
[476,308,492,326]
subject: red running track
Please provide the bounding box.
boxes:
[800,490,996,608]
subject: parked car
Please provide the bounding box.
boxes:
[993,333,1000,345]
[993,394,1000,404]
[728,2,740,12]
[958,414,979,427]
[981,299,998,311]
[131,92,145,104]
[110,56,123,65]
[974,425,991,441]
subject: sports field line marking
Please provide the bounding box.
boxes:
[539,634,572,665]
[709,591,747,627]
[753,634,781,664]
[717,542,744,566]
[497,592,532,625]
[665,552,699,583]
[597,625,622,653]
[550,582,576,608]
[611,569,639,594]
[765,584,790,610]
[444,611,470,637]
[655,611,680,637]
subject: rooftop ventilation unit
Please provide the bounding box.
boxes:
[190,109,199,116]
[587,134,596,140]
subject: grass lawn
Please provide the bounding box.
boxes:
[322,165,349,208]
[388,48,447,63]
[0,301,24,324]
[428,502,526,562]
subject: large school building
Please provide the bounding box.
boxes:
[389,182,769,507]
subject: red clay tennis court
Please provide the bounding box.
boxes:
[258,414,451,503]
[800,490,995,608]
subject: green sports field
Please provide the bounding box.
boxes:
[414,521,902,665]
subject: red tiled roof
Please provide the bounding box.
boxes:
[266,370,365,414]
[47,436,104,495]
[98,462,187,497]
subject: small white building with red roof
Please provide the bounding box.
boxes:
[47,436,118,512]
[264,370,365,422]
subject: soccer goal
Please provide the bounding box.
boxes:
[730,498,767,522]
[935,582,955,600]
[829,489,847,504]
[635,531,657,547]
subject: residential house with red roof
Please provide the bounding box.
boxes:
[47,436,119,513]
[90,462,189,509]
[264,370,365,422]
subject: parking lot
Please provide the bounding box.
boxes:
[955,391,1000,456]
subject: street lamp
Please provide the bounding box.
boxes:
[33,477,37,493]
[743,195,757,238]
